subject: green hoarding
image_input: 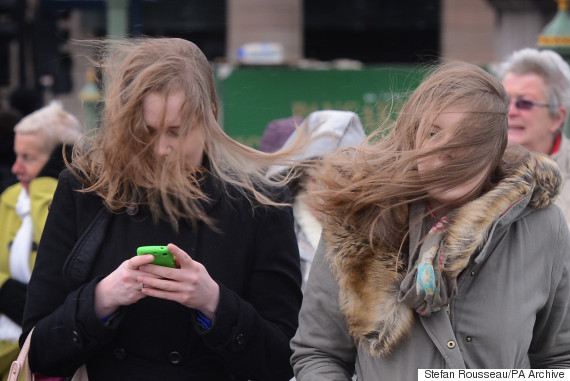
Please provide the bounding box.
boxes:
[214,65,427,148]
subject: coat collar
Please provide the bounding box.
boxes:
[321,151,561,357]
[1,178,58,209]
[197,156,223,214]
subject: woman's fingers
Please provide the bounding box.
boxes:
[137,244,219,315]
[128,253,156,269]
[168,243,195,269]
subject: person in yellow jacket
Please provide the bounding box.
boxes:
[0,101,83,380]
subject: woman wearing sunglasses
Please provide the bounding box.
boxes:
[498,48,570,226]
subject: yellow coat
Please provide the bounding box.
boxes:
[0,177,57,380]
[0,177,58,289]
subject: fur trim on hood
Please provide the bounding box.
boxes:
[321,152,561,357]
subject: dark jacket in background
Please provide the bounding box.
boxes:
[0,109,21,193]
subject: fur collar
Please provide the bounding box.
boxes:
[321,152,561,357]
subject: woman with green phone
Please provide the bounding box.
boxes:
[20,38,302,381]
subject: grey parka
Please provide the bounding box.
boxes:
[291,152,570,380]
[552,134,570,227]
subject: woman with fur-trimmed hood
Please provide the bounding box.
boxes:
[291,62,570,379]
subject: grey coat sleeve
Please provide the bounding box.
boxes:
[529,208,570,368]
[290,239,357,380]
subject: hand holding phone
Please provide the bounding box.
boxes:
[137,245,176,268]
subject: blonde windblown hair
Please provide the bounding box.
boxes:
[71,38,302,229]
[312,61,512,251]
[15,100,83,154]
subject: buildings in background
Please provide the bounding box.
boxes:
[0,0,559,140]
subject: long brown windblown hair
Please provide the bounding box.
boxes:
[312,62,512,251]
[71,38,302,229]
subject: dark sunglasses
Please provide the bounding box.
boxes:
[512,99,555,110]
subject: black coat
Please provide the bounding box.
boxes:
[21,169,302,381]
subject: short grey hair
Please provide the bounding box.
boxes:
[497,48,570,122]
[14,101,83,154]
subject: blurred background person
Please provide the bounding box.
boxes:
[497,48,570,225]
[259,116,303,153]
[266,110,367,291]
[8,88,43,120]
[0,109,22,193]
[0,101,83,380]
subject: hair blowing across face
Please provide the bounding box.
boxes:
[312,61,510,251]
[71,38,302,229]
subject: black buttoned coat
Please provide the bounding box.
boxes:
[21,169,302,381]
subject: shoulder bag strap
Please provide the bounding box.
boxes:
[8,328,88,381]
[8,327,34,381]
[62,205,112,289]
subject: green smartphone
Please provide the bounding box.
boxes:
[136,245,176,268]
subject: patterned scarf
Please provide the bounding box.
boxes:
[398,204,458,317]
